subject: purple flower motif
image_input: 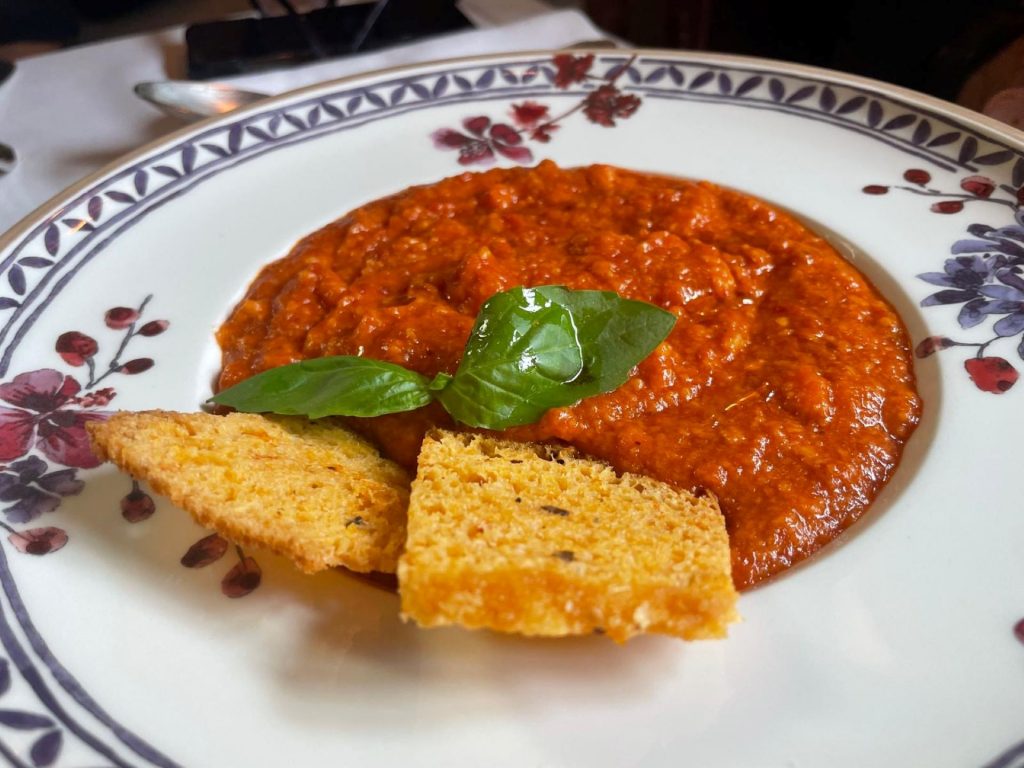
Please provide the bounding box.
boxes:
[978,271,1024,337]
[953,209,1024,261]
[879,167,1024,390]
[916,254,1024,330]
[432,116,532,166]
[918,255,1008,324]
[0,456,84,523]
[919,254,1005,294]
[0,369,108,468]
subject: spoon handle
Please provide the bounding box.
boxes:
[134,81,268,122]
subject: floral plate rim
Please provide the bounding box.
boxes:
[2,45,1022,254]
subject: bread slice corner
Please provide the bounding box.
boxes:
[87,410,410,574]
[398,430,739,642]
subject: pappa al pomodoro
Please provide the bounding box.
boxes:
[214,161,922,590]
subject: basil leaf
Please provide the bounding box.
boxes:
[437,286,675,429]
[210,356,433,419]
[554,288,677,398]
[435,286,585,428]
[209,286,676,431]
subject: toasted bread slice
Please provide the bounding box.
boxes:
[87,411,410,574]
[398,431,739,642]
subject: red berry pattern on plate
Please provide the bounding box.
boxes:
[120,480,155,522]
[221,548,262,598]
[180,533,229,568]
[0,292,262,598]
[964,357,1019,393]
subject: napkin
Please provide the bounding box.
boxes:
[0,7,610,235]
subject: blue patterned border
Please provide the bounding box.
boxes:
[0,52,1020,766]
[0,543,180,767]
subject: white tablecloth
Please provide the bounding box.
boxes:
[0,5,609,234]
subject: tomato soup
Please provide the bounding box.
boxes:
[217,161,921,589]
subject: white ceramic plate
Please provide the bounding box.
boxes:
[0,49,1021,768]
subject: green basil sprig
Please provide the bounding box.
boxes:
[208,356,434,420]
[210,286,675,430]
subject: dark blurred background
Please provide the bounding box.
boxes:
[1,0,1023,113]
[585,0,1024,112]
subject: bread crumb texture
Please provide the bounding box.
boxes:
[398,431,740,643]
[87,411,410,574]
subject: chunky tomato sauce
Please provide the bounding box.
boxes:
[217,161,921,589]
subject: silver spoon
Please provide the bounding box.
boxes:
[133,81,268,123]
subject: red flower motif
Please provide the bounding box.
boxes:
[0,369,108,467]
[510,101,550,128]
[930,200,964,214]
[530,124,559,143]
[0,456,84,523]
[8,527,68,555]
[964,356,1019,394]
[74,387,115,408]
[430,54,647,168]
[582,85,641,127]
[914,336,955,358]
[903,169,931,185]
[222,554,262,598]
[55,331,97,367]
[552,53,593,89]
[120,358,154,375]
[104,307,139,330]
[137,319,169,337]
[121,485,155,522]
[431,116,532,166]
[960,175,995,199]
[181,533,229,568]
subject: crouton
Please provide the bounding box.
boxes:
[398,430,739,642]
[87,411,409,574]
